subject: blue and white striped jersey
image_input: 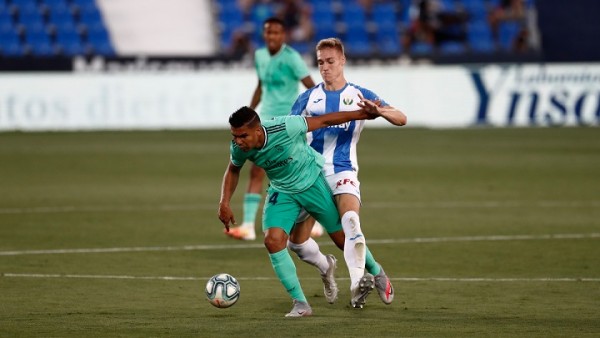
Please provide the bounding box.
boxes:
[290,82,388,175]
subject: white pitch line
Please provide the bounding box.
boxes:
[0,233,598,256]
[1,200,599,214]
[1,273,599,282]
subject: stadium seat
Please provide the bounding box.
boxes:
[498,20,522,50]
[344,24,372,57]
[55,29,85,55]
[341,2,367,32]
[0,27,24,56]
[86,26,114,56]
[439,41,466,54]
[25,26,55,56]
[345,39,372,57]
[467,20,496,53]
[439,0,457,11]
[16,4,45,27]
[313,18,336,41]
[375,27,401,57]
[289,41,309,55]
[460,0,488,20]
[411,41,434,55]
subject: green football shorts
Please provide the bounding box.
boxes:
[262,174,342,235]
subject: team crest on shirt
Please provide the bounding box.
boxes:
[342,97,354,105]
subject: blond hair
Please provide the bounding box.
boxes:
[316,37,345,56]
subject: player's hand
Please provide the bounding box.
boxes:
[218,204,236,231]
[357,93,380,118]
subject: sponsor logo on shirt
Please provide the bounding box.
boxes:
[265,157,293,169]
[328,121,352,131]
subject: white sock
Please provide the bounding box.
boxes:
[341,211,366,290]
[287,238,329,275]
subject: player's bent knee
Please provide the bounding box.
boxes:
[264,231,288,253]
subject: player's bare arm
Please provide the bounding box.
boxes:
[301,75,316,89]
[305,94,382,131]
[250,80,262,109]
[305,108,379,132]
[377,106,407,126]
[357,93,407,126]
[218,161,242,230]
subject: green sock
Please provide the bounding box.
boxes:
[243,193,262,225]
[365,246,381,276]
[269,249,307,302]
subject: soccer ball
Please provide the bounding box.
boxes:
[205,273,240,308]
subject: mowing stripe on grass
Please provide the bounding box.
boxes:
[1,200,599,214]
[2,273,599,282]
[0,233,598,256]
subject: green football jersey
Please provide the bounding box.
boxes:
[230,116,324,193]
[254,45,311,119]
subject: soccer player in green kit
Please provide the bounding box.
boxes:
[225,17,319,241]
[218,97,380,317]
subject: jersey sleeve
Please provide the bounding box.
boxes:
[289,50,311,80]
[289,89,311,116]
[354,84,389,107]
[284,115,308,138]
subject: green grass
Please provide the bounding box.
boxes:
[1,128,599,337]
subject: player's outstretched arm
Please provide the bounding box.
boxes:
[357,93,407,126]
[218,161,242,231]
[376,106,407,126]
[305,95,381,132]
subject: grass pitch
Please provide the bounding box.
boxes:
[0,127,599,337]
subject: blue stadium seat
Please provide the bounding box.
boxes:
[345,39,372,57]
[40,0,70,14]
[25,26,56,56]
[289,41,309,55]
[313,18,336,41]
[372,3,398,25]
[439,41,466,54]
[439,0,457,11]
[461,0,488,20]
[467,20,496,53]
[249,2,274,27]
[344,24,371,57]
[48,6,75,26]
[55,29,85,55]
[411,41,434,55]
[0,31,25,55]
[16,4,45,28]
[218,6,244,27]
[375,25,401,56]
[86,26,114,56]
[498,20,522,50]
[341,2,367,32]
[218,6,244,47]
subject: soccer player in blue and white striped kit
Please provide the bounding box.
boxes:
[287,38,407,308]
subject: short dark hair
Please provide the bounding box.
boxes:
[229,106,260,128]
[263,17,286,30]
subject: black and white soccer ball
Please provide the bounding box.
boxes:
[205,273,240,308]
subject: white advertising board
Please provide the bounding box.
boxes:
[0,63,598,131]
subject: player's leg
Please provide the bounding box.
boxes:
[328,172,368,288]
[336,193,375,308]
[263,187,312,317]
[288,213,338,303]
[225,163,265,240]
[365,247,395,305]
